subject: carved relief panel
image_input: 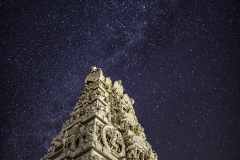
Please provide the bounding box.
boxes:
[101,125,125,158]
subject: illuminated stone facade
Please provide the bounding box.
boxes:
[41,67,157,160]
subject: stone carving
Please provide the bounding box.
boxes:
[95,122,104,143]
[146,149,158,160]
[85,66,104,85]
[48,135,62,153]
[111,109,118,126]
[62,131,69,149]
[106,108,112,122]
[41,67,157,160]
[89,89,99,101]
[102,125,125,157]
[126,135,137,159]
[134,124,143,136]
[80,90,89,103]
[123,94,134,106]
[71,133,78,149]
[104,92,111,103]
[69,123,81,149]
[105,77,112,89]
[119,111,128,129]
[113,80,124,95]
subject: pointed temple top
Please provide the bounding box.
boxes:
[85,66,125,96]
[41,66,157,160]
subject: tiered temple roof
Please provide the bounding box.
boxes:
[41,67,157,160]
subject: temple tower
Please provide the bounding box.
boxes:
[41,67,157,160]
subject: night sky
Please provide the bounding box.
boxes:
[1,0,240,159]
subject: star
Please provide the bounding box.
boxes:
[1,0,240,159]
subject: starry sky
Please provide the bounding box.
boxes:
[1,0,240,159]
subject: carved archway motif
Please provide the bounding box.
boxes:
[101,125,125,157]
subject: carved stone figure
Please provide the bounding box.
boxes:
[77,133,84,146]
[79,108,85,116]
[111,109,118,126]
[113,80,124,95]
[95,123,103,143]
[102,125,125,157]
[104,92,111,103]
[126,135,137,159]
[53,136,63,149]
[85,66,103,85]
[48,135,63,153]
[62,131,69,149]
[71,133,78,149]
[141,131,146,140]
[105,77,112,89]
[86,129,94,142]
[89,89,100,101]
[119,112,128,129]
[106,109,112,122]
[134,124,143,136]
[90,102,98,112]
[123,94,130,105]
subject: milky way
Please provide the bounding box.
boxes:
[1,0,240,159]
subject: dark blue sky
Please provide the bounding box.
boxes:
[1,0,240,159]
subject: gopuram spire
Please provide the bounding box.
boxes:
[41,67,157,160]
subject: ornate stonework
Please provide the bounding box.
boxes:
[41,67,157,160]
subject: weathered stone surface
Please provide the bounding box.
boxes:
[41,67,157,160]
